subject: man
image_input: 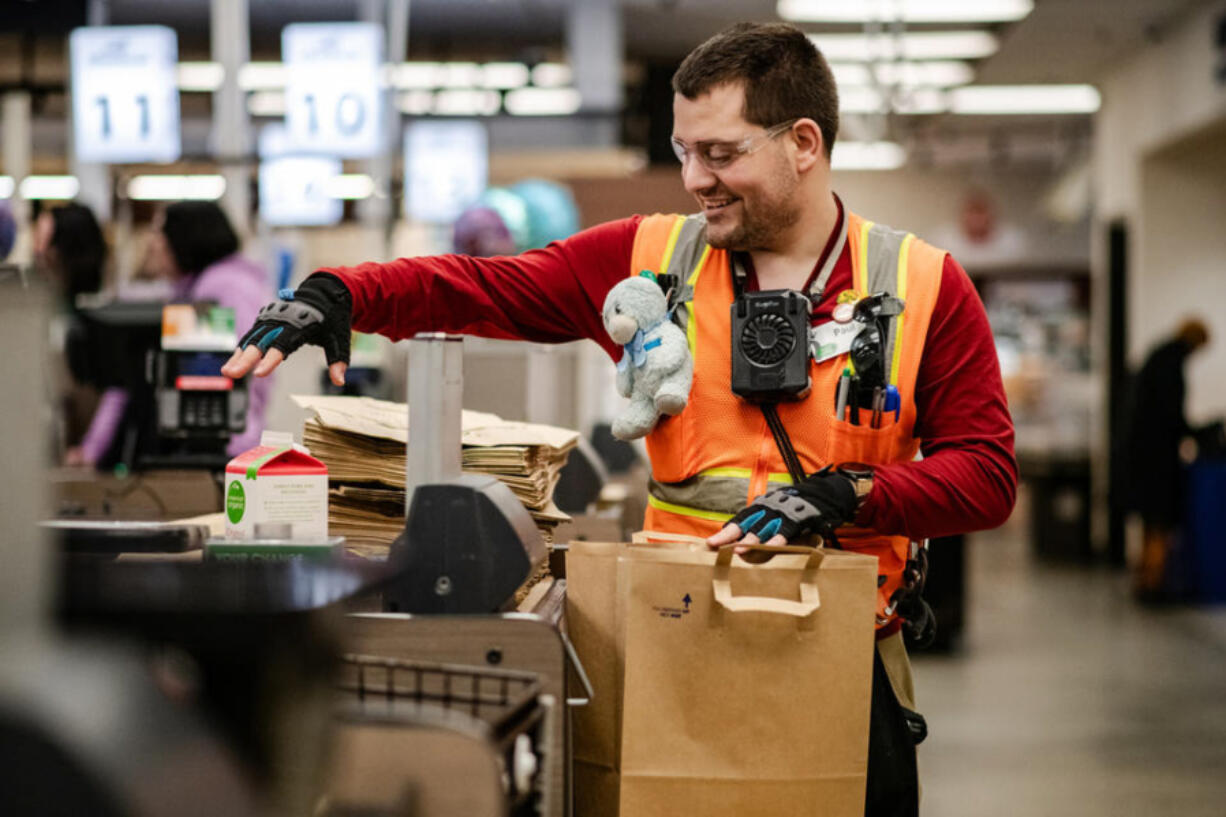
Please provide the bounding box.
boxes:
[1118,318,1211,599]
[225,22,1016,814]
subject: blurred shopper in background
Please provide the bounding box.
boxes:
[31,202,109,462]
[33,202,107,311]
[70,201,272,467]
[1119,317,1211,600]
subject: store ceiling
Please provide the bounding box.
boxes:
[4,0,1212,170]
[96,0,1210,84]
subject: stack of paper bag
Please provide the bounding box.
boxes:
[293,395,577,555]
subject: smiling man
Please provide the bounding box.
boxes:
[223,22,1015,815]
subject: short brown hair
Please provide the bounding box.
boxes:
[672,22,839,158]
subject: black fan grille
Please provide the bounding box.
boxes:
[740,313,796,365]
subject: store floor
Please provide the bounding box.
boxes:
[913,508,1226,816]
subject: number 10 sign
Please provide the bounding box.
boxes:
[69,26,182,164]
[283,23,386,159]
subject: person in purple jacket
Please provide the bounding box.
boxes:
[72,202,273,465]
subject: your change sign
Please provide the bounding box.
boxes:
[69,26,181,163]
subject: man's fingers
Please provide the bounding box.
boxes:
[253,347,285,377]
[707,523,743,548]
[222,346,264,378]
[328,361,348,387]
[764,534,788,547]
[736,532,762,546]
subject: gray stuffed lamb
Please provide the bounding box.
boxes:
[602,273,693,440]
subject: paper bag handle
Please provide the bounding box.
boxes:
[712,545,825,617]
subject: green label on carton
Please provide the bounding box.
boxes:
[226,480,246,524]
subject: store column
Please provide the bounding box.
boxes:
[566,0,623,148]
[358,0,408,258]
[71,0,112,222]
[211,0,251,234]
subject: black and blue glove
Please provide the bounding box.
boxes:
[727,467,858,542]
[238,272,353,367]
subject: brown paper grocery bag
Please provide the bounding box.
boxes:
[566,538,878,817]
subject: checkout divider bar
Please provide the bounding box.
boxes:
[406,333,465,508]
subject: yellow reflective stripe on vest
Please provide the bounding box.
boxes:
[658,217,686,277]
[890,233,915,386]
[683,244,711,355]
[647,494,736,523]
[699,466,750,478]
[855,219,873,294]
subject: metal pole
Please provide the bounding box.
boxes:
[406,333,464,510]
[2,91,32,263]
[211,0,252,236]
[0,281,51,641]
[566,0,623,147]
[71,0,112,222]
[358,0,408,259]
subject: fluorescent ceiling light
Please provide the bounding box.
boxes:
[832,141,906,170]
[781,0,1032,24]
[832,60,974,88]
[238,62,286,91]
[810,31,998,61]
[432,90,502,116]
[20,176,80,200]
[481,62,530,89]
[247,91,287,117]
[839,87,888,114]
[127,175,226,201]
[838,86,946,114]
[504,88,582,116]
[177,61,224,92]
[875,60,975,87]
[397,90,434,115]
[948,84,1100,114]
[0,176,13,198]
[393,62,440,89]
[323,174,375,200]
[438,63,482,88]
[531,63,572,88]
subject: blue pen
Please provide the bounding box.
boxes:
[885,385,900,422]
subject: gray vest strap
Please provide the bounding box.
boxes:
[863,223,912,380]
[659,215,708,334]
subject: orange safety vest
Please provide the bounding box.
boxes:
[630,209,947,626]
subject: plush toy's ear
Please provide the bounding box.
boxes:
[638,269,658,282]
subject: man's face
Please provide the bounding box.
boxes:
[671,82,802,251]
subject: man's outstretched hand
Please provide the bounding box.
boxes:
[221,273,353,386]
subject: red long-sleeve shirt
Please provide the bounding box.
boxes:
[325,210,1017,541]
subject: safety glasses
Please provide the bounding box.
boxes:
[670,118,799,172]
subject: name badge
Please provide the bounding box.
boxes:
[809,320,860,363]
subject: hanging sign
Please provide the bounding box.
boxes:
[283,22,386,158]
[69,25,181,163]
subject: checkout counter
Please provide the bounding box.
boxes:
[8,276,592,817]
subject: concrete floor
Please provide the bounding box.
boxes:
[913,514,1226,816]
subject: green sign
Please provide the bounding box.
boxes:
[226,480,246,524]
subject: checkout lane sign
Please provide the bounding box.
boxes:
[69,26,182,163]
[404,120,488,224]
[282,22,386,159]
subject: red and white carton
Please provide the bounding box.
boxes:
[224,431,328,541]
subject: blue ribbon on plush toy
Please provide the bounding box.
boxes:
[617,320,667,372]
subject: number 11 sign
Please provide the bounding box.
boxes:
[69,26,181,164]
[283,23,386,159]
